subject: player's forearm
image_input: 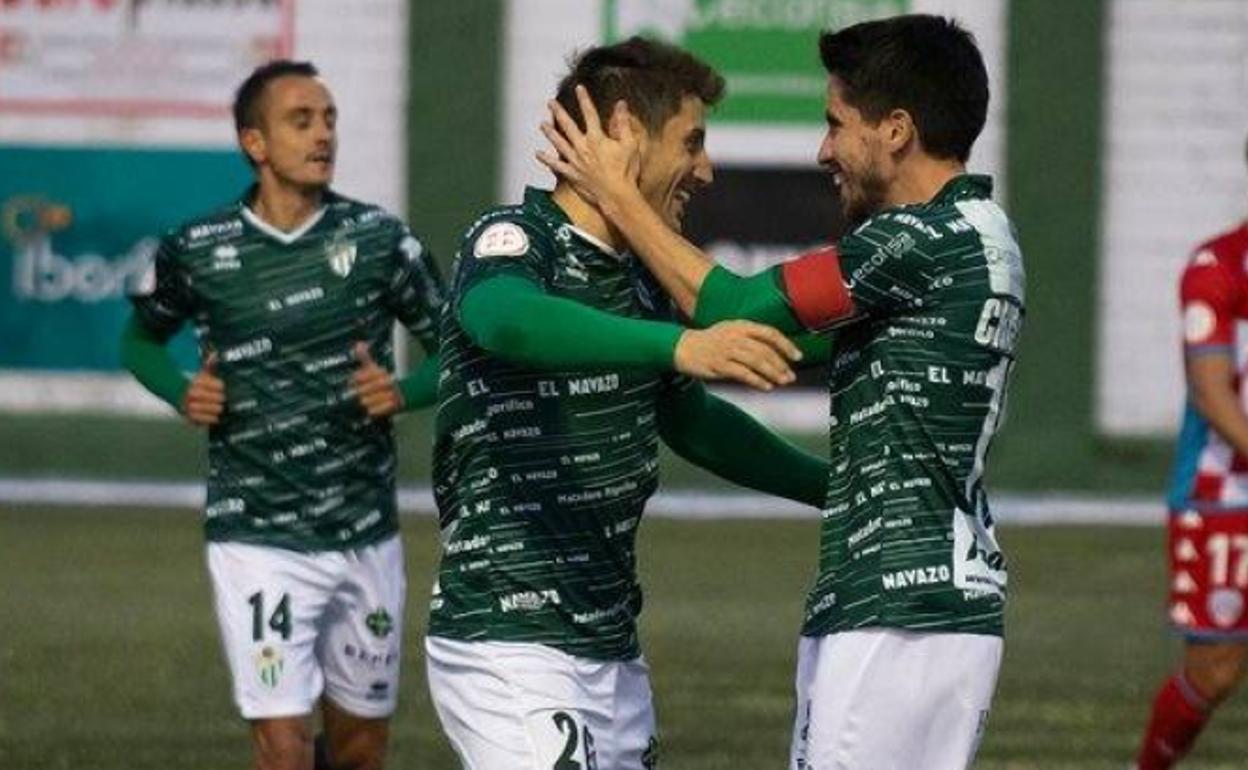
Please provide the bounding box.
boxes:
[461,275,682,370]
[120,315,189,411]
[692,266,806,334]
[598,187,713,316]
[1192,384,1248,458]
[659,385,828,508]
[397,353,440,411]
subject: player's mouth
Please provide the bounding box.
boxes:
[308,151,335,169]
[826,162,845,189]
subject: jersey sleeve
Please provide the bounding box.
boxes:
[830,217,933,319]
[452,217,550,318]
[129,234,195,342]
[385,221,447,354]
[1180,248,1240,355]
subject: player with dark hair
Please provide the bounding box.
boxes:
[425,37,828,769]
[1131,143,1248,770]
[542,15,1021,769]
[121,59,445,770]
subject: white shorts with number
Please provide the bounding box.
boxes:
[789,629,1002,770]
[206,535,406,720]
[426,636,659,770]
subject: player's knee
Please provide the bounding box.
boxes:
[323,721,389,770]
[1186,644,1248,703]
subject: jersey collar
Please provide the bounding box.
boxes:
[930,174,994,206]
[524,186,626,262]
[237,185,337,245]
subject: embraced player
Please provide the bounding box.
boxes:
[122,60,445,770]
[541,15,1022,770]
[425,38,829,769]
[1131,144,1248,770]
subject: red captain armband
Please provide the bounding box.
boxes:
[780,245,856,330]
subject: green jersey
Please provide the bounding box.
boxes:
[801,175,1024,637]
[429,188,688,661]
[132,187,445,551]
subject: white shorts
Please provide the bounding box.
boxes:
[206,535,406,720]
[426,637,659,769]
[789,629,1002,770]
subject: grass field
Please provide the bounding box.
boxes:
[2,507,1246,769]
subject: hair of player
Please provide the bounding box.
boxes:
[555,36,725,137]
[232,59,320,167]
[819,15,988,164]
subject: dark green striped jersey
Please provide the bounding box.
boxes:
[428,187,689,661]
[131,187,445,551]
[802,175,1024,637]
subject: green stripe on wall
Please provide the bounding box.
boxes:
[993,0,1170,492]
[408,2,503,269]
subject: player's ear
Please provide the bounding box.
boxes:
[239,127,266,166]
[884,108,915,154]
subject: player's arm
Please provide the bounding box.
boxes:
[366,224,448,414]
[538,86,854,333]
[125,236,223,426]
[657,379,828,508]
[460,274,799,391]
[1187,354,1248,456]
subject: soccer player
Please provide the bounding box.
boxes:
[1131,157,1248,769]
[541,15,1022,769]
[121,60,445,770]
[424,38,829,769]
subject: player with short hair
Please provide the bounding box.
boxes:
[121,59,445,770]
[1131,145,1248,769]
[541,15,1022,769]
[425,37,829,769]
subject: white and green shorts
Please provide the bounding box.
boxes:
[426,636,659,769]
[789,628,1002,770]
[205,535,406,720]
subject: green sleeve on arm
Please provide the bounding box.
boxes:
[692,265,804,334]
[397,353,440,411]
[120,314,189,412]
[658,382,828,508]
[791,331,834,366]
[460,275,683,370]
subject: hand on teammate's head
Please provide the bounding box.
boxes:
[352,341,403,419]
[183,350,225,427]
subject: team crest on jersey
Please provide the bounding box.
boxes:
[1183,302,1216,344]
[474,222,529,259]
[1208,588,1244,628]
[326,238,358,277]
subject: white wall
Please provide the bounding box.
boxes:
[1097,0,1248,435]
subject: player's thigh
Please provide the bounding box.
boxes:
[318,534,406,719]
[790,630,1001,770]
[1170,509,1248,638]
[321,696,389,769]
[426,637,653,770]
[206,541,338,719]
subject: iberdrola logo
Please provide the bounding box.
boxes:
[365,608,394,639]
[255,645,284,689]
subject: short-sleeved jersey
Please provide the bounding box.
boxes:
[1168,224,1248,511]
[131,188,445,551]
[428,187,690,661]
[790,175,1024,638]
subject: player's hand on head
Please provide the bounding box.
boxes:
[183,350,226,427]
[352,341,403,419]
[673,321,802,391]
[537,84,641,207]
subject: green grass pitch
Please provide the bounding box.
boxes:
[2,508,1246,768]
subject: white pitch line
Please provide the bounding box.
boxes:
[0,478,1164,525]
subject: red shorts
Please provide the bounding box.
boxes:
[1168,508,1248,638]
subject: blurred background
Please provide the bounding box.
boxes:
[2,1,1247,768]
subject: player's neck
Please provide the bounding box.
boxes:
[250,177,326,233]
[551,183,626,252]
[885,155,966,209]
